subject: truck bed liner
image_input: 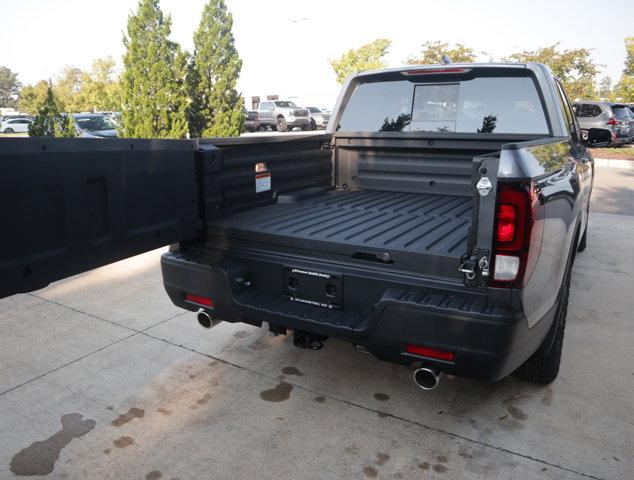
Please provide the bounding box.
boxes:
[209,189,472,278]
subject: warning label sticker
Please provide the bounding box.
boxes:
[255,173,271,193]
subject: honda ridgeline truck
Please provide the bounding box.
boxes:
[0,63,595,389]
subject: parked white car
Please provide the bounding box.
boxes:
[1,117,32,134]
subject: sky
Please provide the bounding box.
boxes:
[1,0,632,108]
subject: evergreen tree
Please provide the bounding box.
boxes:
[28,84,76,137]
[121,0,189,138]
[188,0,244,137]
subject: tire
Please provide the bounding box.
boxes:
[276,117,287,132]
[4,128,14,134]
[270,123,277,131]
[310,119,317,130]
[512,267,570,384]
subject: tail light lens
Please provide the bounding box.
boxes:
[185,294,214,307]
[606,117,617,126]
[491,183,540,288]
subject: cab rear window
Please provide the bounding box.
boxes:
[337,76,549,134]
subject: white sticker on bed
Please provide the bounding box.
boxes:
[255,173,271,193]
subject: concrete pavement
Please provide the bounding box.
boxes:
[0,167,632,480]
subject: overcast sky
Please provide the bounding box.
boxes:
[1,0,632,108]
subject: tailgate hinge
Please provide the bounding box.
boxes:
[460,248,490,286]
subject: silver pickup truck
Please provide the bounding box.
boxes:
[257,100,311,132]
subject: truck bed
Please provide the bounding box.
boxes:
[208,189,472,278]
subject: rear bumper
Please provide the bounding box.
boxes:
[161,250,555,381]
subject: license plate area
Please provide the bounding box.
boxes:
[284,267,342,309]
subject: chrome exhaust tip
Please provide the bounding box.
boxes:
[413,366,444,391]
[197,309,221,329]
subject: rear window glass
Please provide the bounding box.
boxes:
[337,76,549,134]
[574,104,603,117]
[612,106,631,120]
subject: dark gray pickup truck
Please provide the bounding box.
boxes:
[0,63,595,389]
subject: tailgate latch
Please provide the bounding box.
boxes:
[460,248,490,285]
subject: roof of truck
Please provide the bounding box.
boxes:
[354,62,530,79]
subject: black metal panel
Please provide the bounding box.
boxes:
[0,138,199,298]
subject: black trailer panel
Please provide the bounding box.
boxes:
[0,138,199,298]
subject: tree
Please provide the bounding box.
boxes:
[624,36,634,76]
[27,84,76,137]
[77,57,122,112]
[597,76,612,100]
[330,39,391,84]
[54,65,83,112]
[188,0,243,138]
[406,41,477,65]
[504,43,599,100]
[613,75,634,103]
[120,0,189,138]
[0,66,21,108]
[18,80,51,114]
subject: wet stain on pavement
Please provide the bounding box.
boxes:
[375,453,390,465]
[437,455,448,463]
[10,413,96,476]
[418,462,430,470]
[208,361,218,367]
[196,393,212,406]
[541,387,554,406]
[111,407,145,427]
[105,406,114,411]
[314,396,326,403]
[233,330,251,338]
[103,448,111,455]
[113,436,135,448]
[506,406,528,421]
[362,466,378,478]
[281,366,305,376]
[373,393,390,401]
[260,382,293,402]
[433,464,448,473]
[146,470,162,480]
[157,408,172,416]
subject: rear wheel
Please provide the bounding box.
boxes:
[276,117,287,132]
[4,128,14,134]
[270,123,277,131]
[513,266,570,384]
[310,119,317,130]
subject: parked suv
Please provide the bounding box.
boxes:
[244,109,260,132]
[573,101,630,146]
[610,103,634,143]
[305,106,331,130]
[257,100,311,132]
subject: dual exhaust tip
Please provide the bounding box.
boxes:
[413,366,444,390]
[198,310,443,390]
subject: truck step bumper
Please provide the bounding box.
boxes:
[161,251,555,381]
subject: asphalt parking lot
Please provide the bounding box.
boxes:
[0,166,633,480]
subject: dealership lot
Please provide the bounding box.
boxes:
[0,166,632,480]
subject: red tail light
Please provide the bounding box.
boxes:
[406,344,454,361]
[606,117,617,126]
[492,183,540,287]
[186,294,214,307]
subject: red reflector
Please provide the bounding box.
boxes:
[402,67,470,75]
[406,344,454,361]
[606,117,617,126]
[186,294,214,307]
[496,204,516,242]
